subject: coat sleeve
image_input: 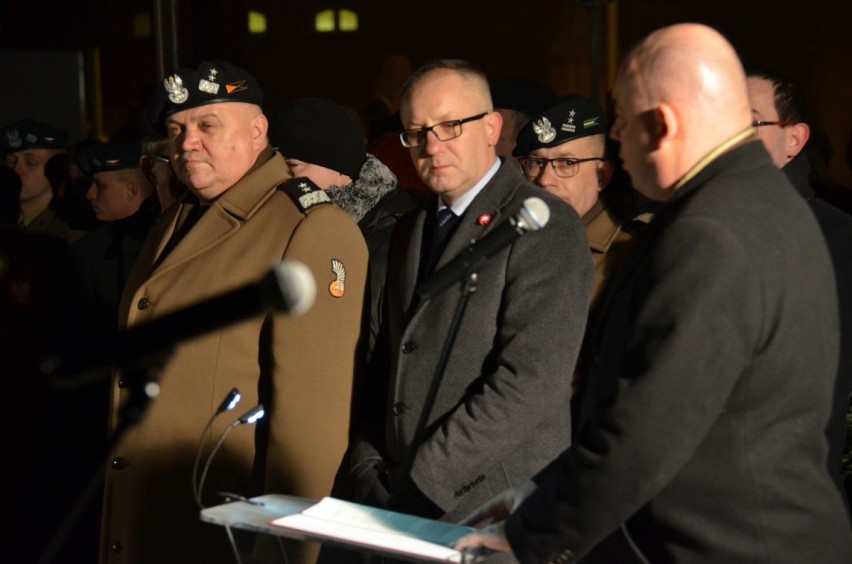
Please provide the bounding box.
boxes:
[410,199,594,513]
[505,215,760,562]
[261,203,369,500]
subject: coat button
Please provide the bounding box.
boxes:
[112,457,128,470]
[137,297,151,310]
[117,377,127,388]
[401,342,417,354]
[392,402,407,416]
[111,541,123,554]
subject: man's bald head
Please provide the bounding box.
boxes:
[612,24,752,199]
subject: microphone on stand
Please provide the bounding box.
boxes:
[195,404,265,508]
[192,388,241,506]
[417,197,551,300]
[43,259,317,380]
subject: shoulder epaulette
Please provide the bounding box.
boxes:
[281,177,332,213]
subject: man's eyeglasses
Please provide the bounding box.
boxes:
[148,154,170,163]
[518,156,606,179]
[752,120,792,128]
[399,112,488,148]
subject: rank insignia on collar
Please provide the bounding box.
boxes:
[329,259,346,298]
[6,129,21,149]
[283,177,332,213]
[533,116,556,143]
[164,74,189,104]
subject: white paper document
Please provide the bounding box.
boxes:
[270,496,474,562]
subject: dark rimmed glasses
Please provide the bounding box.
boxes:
[518,156,606,179]
[399,112,488,148]
[752,120,792,128]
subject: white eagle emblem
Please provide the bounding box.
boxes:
[164,73,189,104]
[533,116,556,143]
[6,129,22,149]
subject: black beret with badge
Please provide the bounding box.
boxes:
[0,119,68,152]
[514,94,608,157]
[76,142,142,176]
[148,60,264,130]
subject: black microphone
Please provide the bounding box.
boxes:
[195,404,265,508]
[417,197,551,300]
[44,260,316,376]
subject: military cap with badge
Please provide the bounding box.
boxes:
[514,94,609,179]
[0,119,68,154]
[76,142,143,176]
[148,60,264,131]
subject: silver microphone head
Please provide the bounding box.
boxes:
[270,260,316,316]
[516,197,551,231]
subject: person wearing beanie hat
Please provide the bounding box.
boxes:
[271,97,424,358]
[514,94,639,306]
[102,61,368,564]
[77,142,153,222]
[1,118,84,243]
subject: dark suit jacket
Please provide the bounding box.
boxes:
[342,160,593,522]
[506,141,852,563]
[784,153,852,514]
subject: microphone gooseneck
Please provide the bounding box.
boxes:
[195,404,265,508]
[192,388,241,507]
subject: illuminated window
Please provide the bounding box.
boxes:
[248,11,267,34]
[132,13,152,39]
[315,9,359,32]
[316,9,335,32]
[338,9,358,31]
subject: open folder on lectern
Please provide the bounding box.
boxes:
[270,497,475,562]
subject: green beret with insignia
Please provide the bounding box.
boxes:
[514,94,607,157]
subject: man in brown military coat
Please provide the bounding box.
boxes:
[100,60,368,564]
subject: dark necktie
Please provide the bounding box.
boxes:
[421,207,459,279]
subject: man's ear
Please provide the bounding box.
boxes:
[597,160,615,191]
[252,113,269,152]
[652,103,677,149]
[485,110,503,147]
[139,155,157,186]
[786,122,810,159]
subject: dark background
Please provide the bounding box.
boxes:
[2,0,850,187]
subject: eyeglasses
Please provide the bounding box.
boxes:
[752,120,792,128]
[518,156,606,179]
[399,112,488,148]
[148,154,170,163]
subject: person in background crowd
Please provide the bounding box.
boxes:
[139,136,185,211]
[271,97,425,358]
[0,118,86,243]
[457,23,852,563]
[747,68,852,513]
[489,77,557,166]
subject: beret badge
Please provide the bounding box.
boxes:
[533,116,556,144]
[164,74,189,104]
[6,129,22,149]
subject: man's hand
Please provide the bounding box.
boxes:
[453,480,537,554]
